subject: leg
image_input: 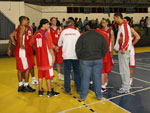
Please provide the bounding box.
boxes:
[17,70,23,82]
[24,70,30,83]
[72,60,81,92]
[56,64,61,74]
[92,59,103,99]
[39,78,43,91]
[63,60,72,93]
[46,79,52,92]
[80,60,92,100]
[118,51,130,91]
[31,66,38,84]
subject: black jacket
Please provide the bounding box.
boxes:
[75,30,108,60]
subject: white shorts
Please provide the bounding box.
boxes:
[129,46,136,67]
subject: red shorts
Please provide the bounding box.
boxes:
[54,48,63,64]
[28,55,35,67]
[38,68,54,80]
[16,56,31,72]
[102,61,111,74]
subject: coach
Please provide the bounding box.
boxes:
[75,20,108,100]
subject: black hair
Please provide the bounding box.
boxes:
[38,19,49,29]
[27,17,30,21]
[19,16,26,24]
[68,17,75,23]
[86,20,96,29]
[114,13,123,19]
[124,16,131,25]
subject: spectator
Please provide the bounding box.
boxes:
[139,17,145,27]
[32,22,37,35]
[61,18,66,27]
[146,16,150,35]
[77,18,83,30]
[56,17,61,26]
[58,19,81,94]
[83,17,89,26]
[75,20,108,100]
[95,18,99,28]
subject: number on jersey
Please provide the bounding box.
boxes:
[36,38,42,48]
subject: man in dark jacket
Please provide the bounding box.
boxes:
[75,20,108,100]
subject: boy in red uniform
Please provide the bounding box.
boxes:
[50,17,64,81]
[96,28,110,93]
[30,19,59,97]
[8,16,38,85]
[10,16,36,92]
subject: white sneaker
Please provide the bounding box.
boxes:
[90,81,93,85]
[32,79,38,85]
[58,74,64,81]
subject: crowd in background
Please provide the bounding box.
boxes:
[31,16,150,37]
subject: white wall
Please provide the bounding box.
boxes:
[0,1,150,27]
[24,3,42,26]
[0,1,24,27]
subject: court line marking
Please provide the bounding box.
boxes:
[55,71,131,113]
[53,71,96,113]
[112,63,150,71]
[111,71,150,84]
[61,86,150,113]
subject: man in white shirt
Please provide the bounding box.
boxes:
[114,13,132,94]
[58,19,81,94]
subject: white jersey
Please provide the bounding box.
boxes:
[58,26,80,59]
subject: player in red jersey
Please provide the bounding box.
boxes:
[49,17,64,81]
[30,19,59,97]
[8,17,38,85]
[9,16,36,92]
[124,17,140,86]
[100,18,115,92]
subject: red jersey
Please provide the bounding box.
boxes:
[50,26,61,46]
[106,28,112,52]
[96,28,110,63]
[14,25,33,57]
[30,30,53,70]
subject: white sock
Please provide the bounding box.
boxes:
[58,73,61,76]
[24,83,29,86]
[102,85,106,89]
[105,82,108,87]
[19,82,23,87]
[32,77,36,80]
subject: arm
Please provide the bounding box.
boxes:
[75,35,83,59]
[131,28,140,46]
[110,30,115,57]
[7,39,12,56]
[9,30,16,45]
[58,32,63,47]
[121,24,129,54]
[49,49,55,66]
[101,37,108,58]
[19,26,26,49]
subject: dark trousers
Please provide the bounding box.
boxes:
[63,59,81,93]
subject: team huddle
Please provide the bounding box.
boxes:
[8,12,140,100]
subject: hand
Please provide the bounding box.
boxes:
[52,56,55,66]
[55,46,59,53]
[110,52,113,58]
[7,49,11,56]
[121,48,125,54]
[20,45,25,49]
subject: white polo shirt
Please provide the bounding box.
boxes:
[58,26,80,59]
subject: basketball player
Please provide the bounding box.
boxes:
[100,18,115,92]
[124,16,140,85]
[30,19,59,97]
[8,16,38,85]
[10,16,35,92]
[50,17,64,81]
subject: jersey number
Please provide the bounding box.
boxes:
[36,38,42,48]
